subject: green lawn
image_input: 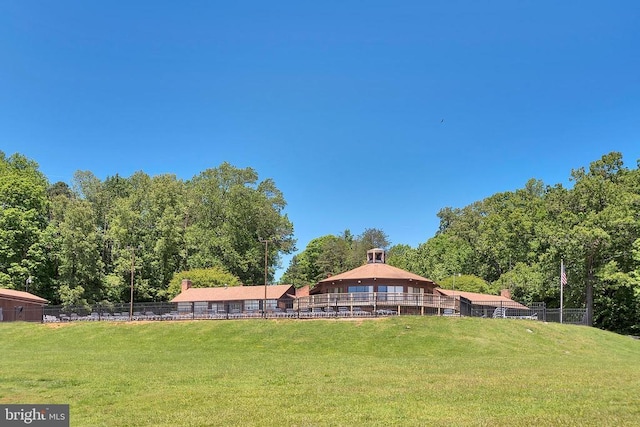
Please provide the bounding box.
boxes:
[1,317,639,426]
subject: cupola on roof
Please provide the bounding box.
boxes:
[367,248,385,264]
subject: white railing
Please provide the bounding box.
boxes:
[294,292,458,312]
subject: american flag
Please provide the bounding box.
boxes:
[561,262,567,286]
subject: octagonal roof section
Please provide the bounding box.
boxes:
[316,262,436,286]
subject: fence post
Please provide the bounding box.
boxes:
[374,293,377,316]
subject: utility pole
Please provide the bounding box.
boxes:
[452,273,460,315]
[129,247,136,321]
[259,238,273,317]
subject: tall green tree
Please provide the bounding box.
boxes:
[166,267,241,299]
[106,172,186,301]
[0,152,50,292]
[563,152,639,326]
[184,163,295,285]
[57,198,105,302]
[281,228,390,287]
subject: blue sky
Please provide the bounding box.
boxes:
[2,1,639,278]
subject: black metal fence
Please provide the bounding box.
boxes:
[464,301,587,325]
[465,301,541,320]
[42,302,180,322]
[4,299,587,325]
[540,308,589,325]
[39,301,399,322]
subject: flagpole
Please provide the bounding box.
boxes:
[560,259,564,324]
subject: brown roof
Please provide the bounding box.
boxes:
[434,288,528,309]
[295,285,310,297]
[317,263,436,284]
[0,288,48,304]
[171,284,295,303]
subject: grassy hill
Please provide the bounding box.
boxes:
[1,317,639,426]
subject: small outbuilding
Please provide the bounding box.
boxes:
[433,288,528,309]
[0,288,48,322]
[433,288,532,317]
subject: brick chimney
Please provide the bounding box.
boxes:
[181,279,192,292]
[500,289,512,299]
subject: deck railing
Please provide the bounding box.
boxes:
[295,292,459,314]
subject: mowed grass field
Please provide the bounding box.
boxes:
[1,317,639,427]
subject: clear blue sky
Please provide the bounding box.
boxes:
[2,1,639,278]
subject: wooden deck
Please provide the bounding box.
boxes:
[294,292,460,316]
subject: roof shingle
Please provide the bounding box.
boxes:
[0,288,48,304]
[171,284,294,303]
[435,288,528,309]
[317,263,435,284]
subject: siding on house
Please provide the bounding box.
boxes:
[0,289,48,322]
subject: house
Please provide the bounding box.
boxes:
[168,249,533,319]
[0,288,48,322]
[299,248,533,317]
[171,280,296,315]
[311,248,438,296]
[299,248,446,315]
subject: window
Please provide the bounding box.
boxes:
[408,287,424,304]
[265,299,277,310]
[194,302,208,314]
[378,285,403,302]
[348,285,372,302]
[348,285,373,293]
[177,302,191,313]
[378,285,387,301]
[245,300,259,311]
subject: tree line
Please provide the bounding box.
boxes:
[282,152,640,334]
[0,152,294,306]
[2,150,639,333]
